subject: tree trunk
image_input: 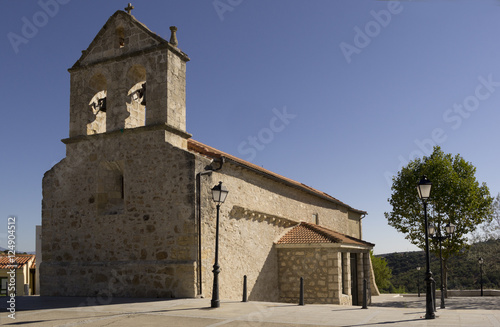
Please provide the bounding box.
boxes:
[443,258,448,298]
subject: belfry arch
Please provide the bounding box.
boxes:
[125,64,147,129]
[87,73,107,135]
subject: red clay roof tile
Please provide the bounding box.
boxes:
[276,222,374,247]
[0,254,35,269]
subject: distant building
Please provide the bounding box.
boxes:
[0,254,36,296]
[41,7,376,305]
[35,225,42,295]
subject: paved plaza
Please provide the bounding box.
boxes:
[1,294,499,326]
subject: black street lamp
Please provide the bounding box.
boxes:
[479,257,484,297]
[417,175,435,319]
[428,223,455,309]
[417,267,421,297]
[211,181,229,308]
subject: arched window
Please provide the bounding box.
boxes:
[87,73,107,135]
[125,65,146,129]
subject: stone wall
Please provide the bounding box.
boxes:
[275,247,372,305]
[277,247,341,304]
[196,159,365,302]
[41,129,197,298]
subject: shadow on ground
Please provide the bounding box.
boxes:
[370,295,500,310]
[5,296,171,312]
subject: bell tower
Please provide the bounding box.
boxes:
[67,7,190,147]
[41,6,198,298]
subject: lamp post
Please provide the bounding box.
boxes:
[417,175,435,319]
[211,181,229,308]
[428,223,455,309]
[479,257,484,296]
[417,267,421,297]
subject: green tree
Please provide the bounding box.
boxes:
[371,251,393,293]
[474,193,500,241]
[384,146,493,292]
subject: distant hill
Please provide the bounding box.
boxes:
[376,239,500,293]
[0,247,35,255]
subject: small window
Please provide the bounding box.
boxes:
[0,277,7,295]
[313,213,319,225]
[97,161,124,215]
[116,26,125,48]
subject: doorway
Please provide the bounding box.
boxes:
[350,253,358,305]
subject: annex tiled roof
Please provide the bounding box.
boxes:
[0,254,35,269]
[187,139,367,215]
[276,222,374,247]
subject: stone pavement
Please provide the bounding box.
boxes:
[1,294,499,326]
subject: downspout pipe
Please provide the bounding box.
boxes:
[196,157,224,296]
[359,214,367,240]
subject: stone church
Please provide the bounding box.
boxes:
[41,7,377,305]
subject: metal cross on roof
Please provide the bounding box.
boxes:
[125,3,134,14]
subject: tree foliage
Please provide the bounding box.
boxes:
[371,251,393,292]
[473,193,500,242]
[385,146,493,261]
[379,239,500,293]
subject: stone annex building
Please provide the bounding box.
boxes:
[41,7,377,305]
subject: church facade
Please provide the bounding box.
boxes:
[41,8,376,305]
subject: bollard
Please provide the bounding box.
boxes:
[432,280,436,312]
[242,275,248,302]
[299,277,304,306]
[362,279,368,309]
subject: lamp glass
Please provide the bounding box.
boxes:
[417,176,432,200]
[212,182,229,204]
[445,223,456,235]
[479,257,484,264]
[428,223,436,236]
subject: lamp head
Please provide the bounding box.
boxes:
[417,175,432,200]
[211,181,229,204]
[445,223,456,235]
[428,223,436,236]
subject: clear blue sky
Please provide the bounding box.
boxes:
[1,0,499,254]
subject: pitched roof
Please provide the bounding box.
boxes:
[0,254,35,269]
[276,222,374,247]
[188,139,367,215]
